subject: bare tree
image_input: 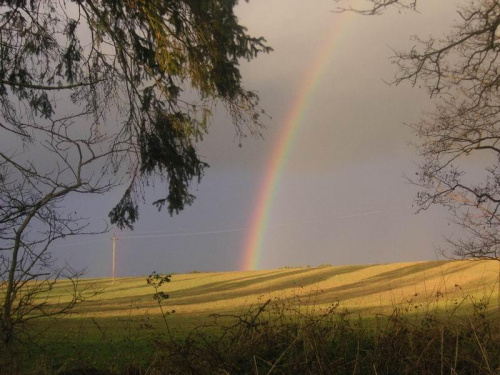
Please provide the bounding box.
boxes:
[335,0,417,15]
[336,0,500,262]
[0,115,115,349]
[0,0,270,350]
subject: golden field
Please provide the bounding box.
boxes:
[47,260,498,326]
[10,260,499,374]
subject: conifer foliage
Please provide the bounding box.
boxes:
[0,0,270,348]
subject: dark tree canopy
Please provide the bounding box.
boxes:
[0,0,271,229]
[0,0,270,347]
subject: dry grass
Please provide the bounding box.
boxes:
[4,259,499,374]
[47,259,498,320]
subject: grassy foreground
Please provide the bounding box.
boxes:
[4,260,500,374]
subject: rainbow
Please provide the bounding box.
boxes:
[241,16,351,271]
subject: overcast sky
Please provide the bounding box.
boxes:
[49,0,464,278]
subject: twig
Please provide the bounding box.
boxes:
[266,335,300,375]
[469,317,491,372]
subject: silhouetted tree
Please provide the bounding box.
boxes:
[0,0,270,349]
[337,0,500,261]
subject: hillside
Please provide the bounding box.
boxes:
[51,260,498,324]
[18,260,500,373]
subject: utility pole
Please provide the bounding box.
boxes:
[111,234,118,282]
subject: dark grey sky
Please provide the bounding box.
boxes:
[50,0,464,277]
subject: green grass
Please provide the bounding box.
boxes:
[6,259,500,373]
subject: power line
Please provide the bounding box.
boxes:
[48,208,390,280]
[51,208,390,247]
[118,227,247,240]
[50,237,108,248]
